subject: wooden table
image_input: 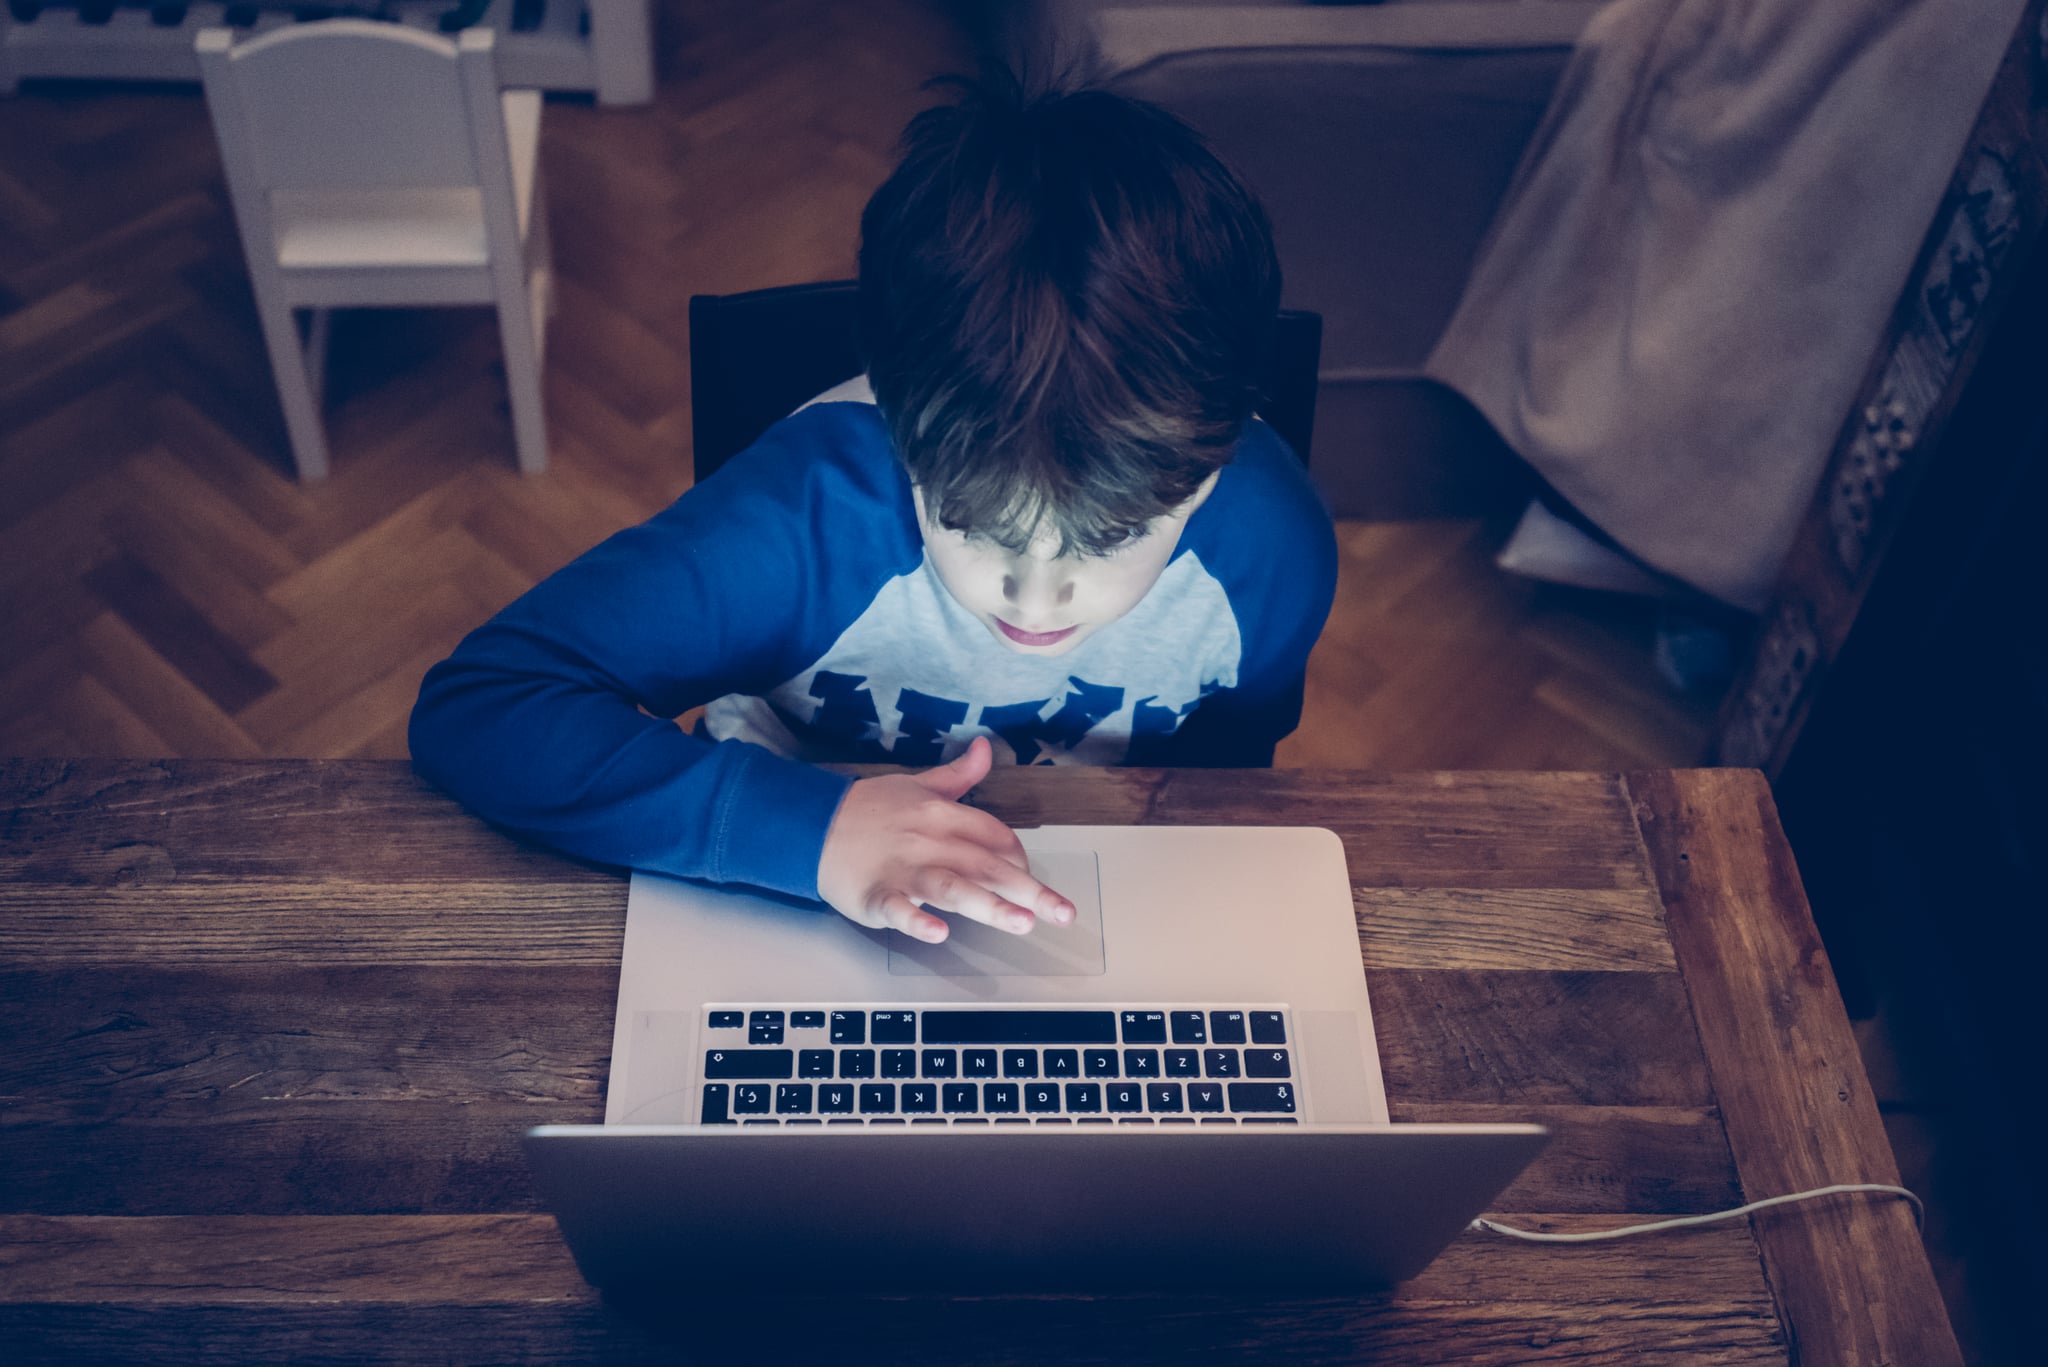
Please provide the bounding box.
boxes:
[0,760,1958,1364]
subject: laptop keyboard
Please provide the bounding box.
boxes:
[696,1006,1298,1125]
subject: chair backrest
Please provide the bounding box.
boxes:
[197,21,500,193]
[688,280,1322,483]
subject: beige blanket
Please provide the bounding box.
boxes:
[1428,0,2024,609]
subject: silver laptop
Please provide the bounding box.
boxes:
[525,825,1547,1290]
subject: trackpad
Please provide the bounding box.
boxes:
[888,849,1105,978]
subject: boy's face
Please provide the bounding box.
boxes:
[914,473,1219,657]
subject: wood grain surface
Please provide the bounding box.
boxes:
[1628,769,1961,1367]
[0,760,1956,1365]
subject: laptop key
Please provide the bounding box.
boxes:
[983,1083,1020,1113]
[1227,1082,1296,1113]
[1118,1117,1154,1125]
[1245,1049,1291,1079]
[707,1011,743,1029]
[922,1010,1116,1044]
[943,1082,978,1114]
[963,1048,998,1077]
[733,1084,771,1114]
[749,1011,785,1045]
[830,1011,866,1045]
[1105,1083,1143,1113]
[1044,1049,1079,1078]
[859,1083,896,1114]
[743,1119,782,1126]
[701,1083,731,1124]
[1123,1049,1161,1078]
[1146,1083,1183,1114]
[902,1083,937,1114]
[705,1049,793,1080]
[912,1118,947,1125]
[775,1084,813,1114]
[1065,1082,1101,1112]
[819,1084,855,1114]
[798,1049,833,1078]
[1202,1049,1241,1079]
[828,1118,863,1125]
[1199,1118,1237,1125]
[1187,1083,1225,1113]
[1002,1049,1038,1078]
[1164,1050,1199,1078]
[1120,1011,1167,1044]
[1084,1049,1119,1077]
[1209,1010,1247,1044]
[790,1011,826,1029]
[882,1049,917,1079]
[838,1049,876,1079]
[1170,1011,1207,1044]
[1243,1117,1299,1125]
[871,1011,917,1044]
[1024,1084,1061,1114]
[1250,1011,1286,1044]
[921,1049,958,1079]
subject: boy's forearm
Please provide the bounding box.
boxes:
[408,660,850,897]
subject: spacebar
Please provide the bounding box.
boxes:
[920,1010,1118,1044]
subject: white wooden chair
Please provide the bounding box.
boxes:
[197,21,552,481]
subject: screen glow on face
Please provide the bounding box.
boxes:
[913,474,1218,656]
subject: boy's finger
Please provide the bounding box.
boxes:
[873,889,949,944]
[911,735,992,802]
[913,866,1037,936]
[952,846,1075,926]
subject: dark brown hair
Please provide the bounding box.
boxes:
[857,70,1281,556]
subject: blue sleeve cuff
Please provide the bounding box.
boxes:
[704,743,855,901]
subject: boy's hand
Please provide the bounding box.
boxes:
[817,736,1076,944]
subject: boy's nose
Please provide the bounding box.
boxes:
[1002,562,1076,616]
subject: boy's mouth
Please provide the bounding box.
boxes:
[995,619,1079,647]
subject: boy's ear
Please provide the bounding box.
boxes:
[1178,469,1223,521]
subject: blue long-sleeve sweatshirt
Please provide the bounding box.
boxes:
[409,399,1336,900]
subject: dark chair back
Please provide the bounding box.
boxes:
[689,280,1322,483]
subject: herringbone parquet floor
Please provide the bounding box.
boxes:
[13,8,2023,1358]
[0,0,1712,770]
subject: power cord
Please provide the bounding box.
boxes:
[1471,1183,1925,1242]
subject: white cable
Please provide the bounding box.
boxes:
[1470,1183,1925,1242]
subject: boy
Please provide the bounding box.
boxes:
[408,75,1337,947]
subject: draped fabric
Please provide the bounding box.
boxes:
[1428,0,2025,609]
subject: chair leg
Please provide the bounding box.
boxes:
[530,163,556,329]
[525,169,555,411]
[496,285,548,475]
[304,306,332,411]
[252,290,331,483]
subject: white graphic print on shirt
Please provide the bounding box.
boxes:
[703,549,1242,766]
